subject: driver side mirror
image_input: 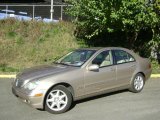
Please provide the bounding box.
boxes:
[88,64,99,71]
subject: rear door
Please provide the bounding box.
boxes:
[113,49,136,86]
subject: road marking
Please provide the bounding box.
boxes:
[0,74,160,78]
[0,75,16,78]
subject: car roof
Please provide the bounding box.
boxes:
[78,47,130,51]
[78,47,102,51]
[78,47,138,57]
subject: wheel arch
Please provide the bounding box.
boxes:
[130,71,146,85]
[43,82,74,109]
[138,72,145,79]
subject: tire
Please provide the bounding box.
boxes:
[45,85,72,114]
[129,73,145,93]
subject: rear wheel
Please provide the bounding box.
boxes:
[45,85,72,114]
[129,73,145,93]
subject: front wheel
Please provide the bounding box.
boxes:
[129,73,145,93]
[45,85,72,114]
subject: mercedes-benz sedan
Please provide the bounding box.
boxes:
[12,47,152,114]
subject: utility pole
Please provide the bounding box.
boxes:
[50,0,54,20]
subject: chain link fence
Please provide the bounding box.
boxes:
[0,4,72,21]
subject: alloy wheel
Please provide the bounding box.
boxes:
[46,90,68,111]
[134,75,144,91]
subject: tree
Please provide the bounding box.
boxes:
[117,0,159,50]
[148,0,160,53]
[67,0,122,38]
[67,0,160,55]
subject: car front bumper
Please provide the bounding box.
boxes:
[12,86,44,109]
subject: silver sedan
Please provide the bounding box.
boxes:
[12,47,152,114]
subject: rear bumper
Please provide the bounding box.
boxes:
[12,86,44,109]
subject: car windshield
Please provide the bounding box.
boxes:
[56,49,96,67]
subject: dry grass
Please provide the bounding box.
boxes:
[0,19,84,72]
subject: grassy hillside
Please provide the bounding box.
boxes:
[0,19,159,74]
[0,19,85,73]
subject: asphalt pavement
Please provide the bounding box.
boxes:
[0,78,160,120]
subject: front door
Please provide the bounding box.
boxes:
[84,50,116,96]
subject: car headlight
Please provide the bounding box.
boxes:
[23,81,39,91]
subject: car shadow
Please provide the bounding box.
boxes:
[70,89,129,110]
[37,89,129,112]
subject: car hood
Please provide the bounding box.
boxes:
[16,64,76,81]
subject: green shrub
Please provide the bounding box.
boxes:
[151,60,160,74]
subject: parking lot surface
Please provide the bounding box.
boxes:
[0,78,160,120]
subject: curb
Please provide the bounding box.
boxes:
[151,74,160,78]
[0,75,16,78]
[0,74,160,79]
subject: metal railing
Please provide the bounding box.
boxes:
[0,4,72,21]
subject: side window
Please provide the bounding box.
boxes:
[92,50,113,67]
[114,50,135,64]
